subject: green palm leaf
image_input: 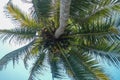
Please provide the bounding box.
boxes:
[1,0,120,80]
[28,52,45,80]
[0,40,35,70]
[76,43,120,68]
[49,52,64,79]
[32,0,52,21]
[70,0,120,23]
[6,3,39,28]
[60,48,109,80]
[24,39,44,69]
[70,18,120,45]
[0,27,36,43]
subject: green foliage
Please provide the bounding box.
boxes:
[0,40,35,70]
[0,27,36,43]
[49,54,63,79]
[70,0,120,23]
[1,0,120,80]
[32,0,52,20]
[59,47,109,80]
[7,3,40,28]
[28,52,45,80]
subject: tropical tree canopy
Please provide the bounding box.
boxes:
[1,0,120,80]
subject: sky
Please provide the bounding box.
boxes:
[0,0,120,80]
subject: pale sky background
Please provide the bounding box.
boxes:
[0,0,120,80]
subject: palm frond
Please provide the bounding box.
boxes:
[60,47,109,80]
[70,0,120,23]
[28,52,45,80]
[0,27,36,43]
[3,0,120,80]
[90,51,120,68]
[70,18,120,44]
[32,0,52,21]
[6,3,39,28]
[87,1,120,22]
[23,39,44,69]
[76,44,120,68]
[49,52,64,79]
[70,0,98,22]
[51,0,60,28]
[0,40,35,70]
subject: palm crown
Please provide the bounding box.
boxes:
[1,0,120,80]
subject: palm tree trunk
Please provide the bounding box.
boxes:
[21,0,32,3]
[52,0,57,5]
[54,0,71,38]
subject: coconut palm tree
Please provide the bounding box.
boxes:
[1,0,120,80]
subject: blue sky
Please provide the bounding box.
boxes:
[0,0,120,80]
[0,41,29,80]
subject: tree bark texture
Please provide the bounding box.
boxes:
[55,0,71,38]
